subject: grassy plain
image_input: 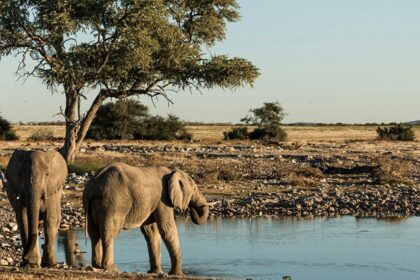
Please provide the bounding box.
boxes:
[11,124,420,142]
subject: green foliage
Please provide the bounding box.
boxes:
[240,102,287,141]
[87,99,191,141]
[223,127,249,140]
[2,130,19,141]
[87,99,149,140]
[0,0,259,95]
[249,125,287,141]
[0,115,18,141]
[241,102,285,127]
[137,114,192,141]
[377,124,415,141]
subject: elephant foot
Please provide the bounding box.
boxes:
[147,268,163,274]
[20,260,40,269]
[168,269,184,277]
[92,262,102,269]
[103,263,119,273]
[41,258,58,268]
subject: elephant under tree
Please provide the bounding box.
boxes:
[83,163,215,276]
[1,150,68,267]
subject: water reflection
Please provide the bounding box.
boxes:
[57,230,87,267]
[55,217,420,280]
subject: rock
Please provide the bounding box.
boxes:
[8,222,18,232]
[60,223,70,231]
[0,259,8,266]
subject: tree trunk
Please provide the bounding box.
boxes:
[60,91,106,163]
[60,90,79,163]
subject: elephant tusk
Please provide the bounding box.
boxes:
[0,171,7,185]
[205,201,218,207]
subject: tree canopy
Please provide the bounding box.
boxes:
[0,0,260,162]
[241,102,285,128]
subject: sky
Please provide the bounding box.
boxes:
[1,0,420,124]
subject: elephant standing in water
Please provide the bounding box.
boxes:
[1,150,67,267]
[83,163,214,276]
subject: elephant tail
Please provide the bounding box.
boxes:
[84,200,89,241]
[83,181,95,241]
[23,187,41,262]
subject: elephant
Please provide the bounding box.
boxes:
[83,163,215,276]
[1,150,68,267]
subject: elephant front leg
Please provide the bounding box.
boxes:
[17,206,41,267]
[41,204,60,267]
[156,210,183,276]
[141,223,163,274]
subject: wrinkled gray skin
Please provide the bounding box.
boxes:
[1,150,67,267]
[83,163,212,276]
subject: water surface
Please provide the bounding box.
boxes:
[56,216,420,279]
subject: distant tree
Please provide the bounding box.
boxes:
[0,114,18,140]
[241,102,285,127]
[241,102,287,141]
[0,0,259,162]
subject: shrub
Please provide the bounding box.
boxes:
[2,130,19,140]
[0,115,18,141]
[249,125,287,141]
[239,102,287,141]
[87,99,149,140]
[87,99,191,141]
[376,124,415,141]
[28,129,55,141]
[223,127,249,140]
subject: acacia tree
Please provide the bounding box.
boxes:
[0,0,259,162]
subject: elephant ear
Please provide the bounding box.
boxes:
[168,170,194,210]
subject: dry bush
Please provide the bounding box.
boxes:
[28,129,55,141]
[375,156,415,185]
[192,160,243,184]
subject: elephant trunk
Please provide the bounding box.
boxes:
[189,205,209,225]
[189,190,209,225]
[23,187,41,262]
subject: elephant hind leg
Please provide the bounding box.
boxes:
[99,216,122,272]
[87,215,102,268]
[141,222,163,274]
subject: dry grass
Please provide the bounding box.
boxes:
[13,124,420,142]
[13,125,65,140]
[375,156,416,185]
